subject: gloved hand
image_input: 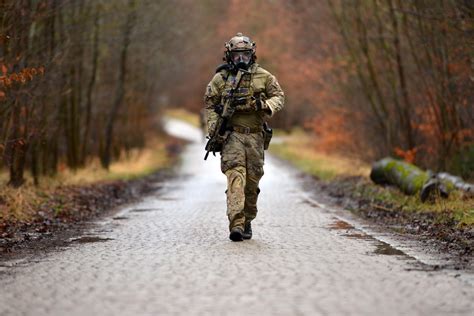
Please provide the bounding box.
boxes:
[251,93,271,114]
[251,97,263,111]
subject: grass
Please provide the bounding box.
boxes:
[270,128,370,180]
[59,134,174,183]
[355,180,474,226]
[0,133,179,224]
[270,128,474,226]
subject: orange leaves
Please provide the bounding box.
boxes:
[306,107,358,154]
[0,65,45,102]
[394,147,418,164]
[0,66,45,88]
[0,64,7,95]
[0,64,6,100]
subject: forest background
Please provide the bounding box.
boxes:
[1,0,473,189]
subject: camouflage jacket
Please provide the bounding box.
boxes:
[204,63,285,132]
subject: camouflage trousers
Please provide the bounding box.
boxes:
[221,131,265,231]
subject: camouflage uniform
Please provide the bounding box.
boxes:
[204,62,284,231]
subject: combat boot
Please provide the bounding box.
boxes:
[229,227,244,242]
[242,222,252,240]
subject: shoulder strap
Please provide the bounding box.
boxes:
[215,63,232,73]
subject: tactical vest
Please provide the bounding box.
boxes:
[221,72,252,112]
[220,70,268,113]
[216,64,270,129]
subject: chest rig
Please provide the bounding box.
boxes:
[222,71,255,113]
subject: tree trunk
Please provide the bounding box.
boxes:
[437,173,474,197]
[370,157,429,195]
[6,99,28,187]
[388,0,415,150]
[81,3,100,166]
[101,0,136,169]
[369,157,462,202]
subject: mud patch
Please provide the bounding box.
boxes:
[70,236,114,244]
[328,218,414,260]
[327,220,354,230]
[374,242,406,256]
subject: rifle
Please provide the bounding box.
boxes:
[204,68,249,160]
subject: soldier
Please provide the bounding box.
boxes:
[204,33,285,241]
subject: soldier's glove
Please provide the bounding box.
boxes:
[251,94,272,115]
[250,96,262,111]
[254,98,263,111]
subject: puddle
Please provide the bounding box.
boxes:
[330,220,412,259]
[327,220,354,230]
[112,216,129,220]
[130,208,161,213]
[70,236,114,244]
[374,242,406,256]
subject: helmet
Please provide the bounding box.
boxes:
[224,32,256,70]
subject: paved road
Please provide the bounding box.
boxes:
[0,119,472,316]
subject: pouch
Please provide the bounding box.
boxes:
[263,122,273,150]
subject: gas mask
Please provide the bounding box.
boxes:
[230,50,252,70]
[225,33,256,71]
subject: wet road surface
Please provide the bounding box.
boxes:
[0,119,472,316]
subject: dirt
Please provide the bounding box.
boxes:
[304,174,473,267]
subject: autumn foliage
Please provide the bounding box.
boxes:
[0,0,220,187]
[180,0,474,179]
[1,0,473,188]
[327,0,474,178]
